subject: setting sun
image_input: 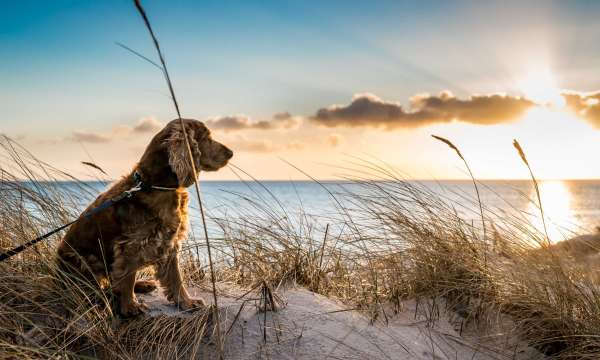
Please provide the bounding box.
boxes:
[528,180,577,241]
[518,67,566,107]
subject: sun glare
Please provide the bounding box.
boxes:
[518,68,565,107]
[528,180,577,242]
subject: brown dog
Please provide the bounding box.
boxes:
[57,119,233,317]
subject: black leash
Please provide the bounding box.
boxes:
[0,221,78,262]
[0,176,146,262]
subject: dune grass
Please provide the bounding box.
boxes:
[0,137,218,359]
[2,135,600,358]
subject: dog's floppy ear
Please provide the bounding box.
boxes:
[165,122,200,186]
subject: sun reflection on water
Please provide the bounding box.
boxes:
[528,180,578,242]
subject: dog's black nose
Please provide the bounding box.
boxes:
[224,148,233,159]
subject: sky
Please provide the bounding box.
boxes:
[2,0,600,180]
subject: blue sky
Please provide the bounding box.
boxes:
[3,0,600,180]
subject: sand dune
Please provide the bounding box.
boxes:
[138,285,543,360]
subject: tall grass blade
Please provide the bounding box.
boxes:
[512,139,550,245]
[432,134,487,261]
[131,0,224,356]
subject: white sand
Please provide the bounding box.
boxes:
[138,285,543,360]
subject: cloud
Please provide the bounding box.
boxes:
[272,112,302,129]
[223,134,306,153]
[0,133,25,141]
[37,137,61,145]
[206,115,263,131]
[286,141,305,150]
[227,135,275,153]
[410,91,535,125]
[327,133,343,147]
[112,124,133,136]
[70,130,111,143]
[132,117,163,133]
[562,91,600,127]
[63,117,164,144]
[206,113,302,132]
[112,117,163,135]
[274,112,292,120]
[312,92,535,129]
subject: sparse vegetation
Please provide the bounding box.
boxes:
[2,134,600,359]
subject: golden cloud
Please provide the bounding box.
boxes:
[312,92,535,129]
[562,91,600,127]
[206,113,301,132]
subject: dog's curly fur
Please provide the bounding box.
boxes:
[57,119,233,317]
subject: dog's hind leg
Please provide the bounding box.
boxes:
[111,244,148,317]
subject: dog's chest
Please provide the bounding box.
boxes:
[139,223,181,260]
[136,191,189,263]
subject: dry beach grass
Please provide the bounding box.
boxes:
[1,134,600,359]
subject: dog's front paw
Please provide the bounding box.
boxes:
[119,300,148,318]
[178,298,206,312]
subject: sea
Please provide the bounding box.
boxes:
[40,179,600,244]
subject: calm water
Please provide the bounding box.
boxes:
[20,180,600,242]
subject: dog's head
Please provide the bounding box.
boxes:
[139,119,233,187]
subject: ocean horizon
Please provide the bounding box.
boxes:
[16,179,600,243]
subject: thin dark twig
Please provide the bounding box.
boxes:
[115,42,164,71]
[318,223,329,270]
[81,161,107,176]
